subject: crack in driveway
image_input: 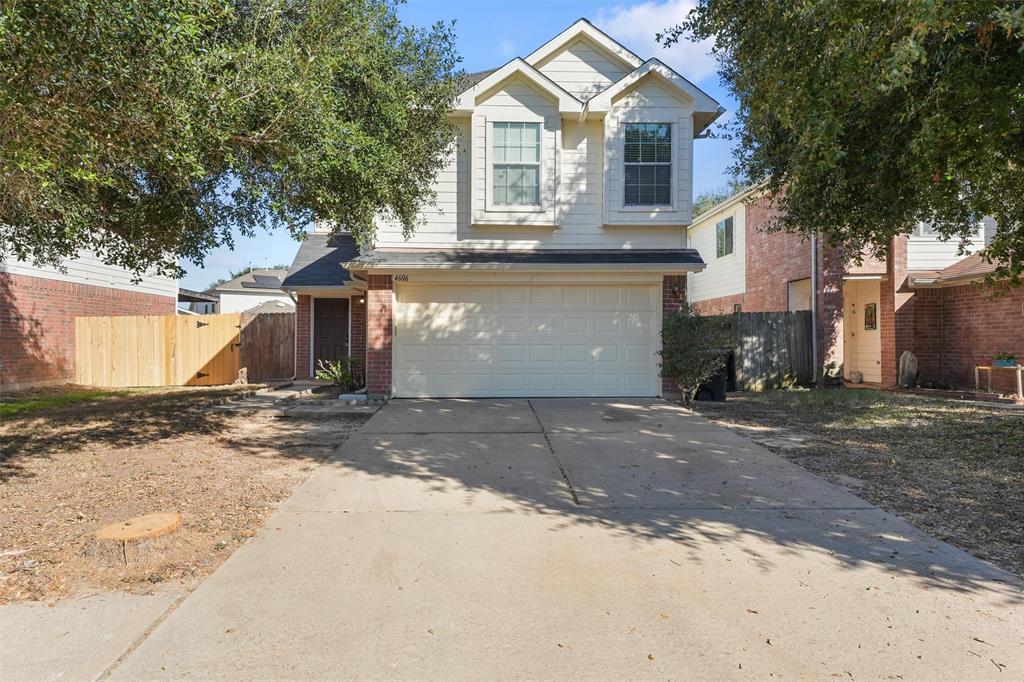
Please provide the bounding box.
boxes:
[527,399,580,506]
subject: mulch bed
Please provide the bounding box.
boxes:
[693,389,1024,577]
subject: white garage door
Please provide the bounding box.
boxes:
[393,283,660,397]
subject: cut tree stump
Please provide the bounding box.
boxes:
[93,512,183,566]
[96,512,181,542]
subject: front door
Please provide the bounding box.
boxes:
[314,298,349,369]
[843,279,881,383]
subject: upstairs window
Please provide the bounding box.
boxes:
[492,122,540,206]
[716,216,734,257]
[623,123,671,206]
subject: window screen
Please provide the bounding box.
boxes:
[623,123,671,206]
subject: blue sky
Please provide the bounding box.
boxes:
[178,0,736,291]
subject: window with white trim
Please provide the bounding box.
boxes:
[716,216,734,257]
[624,123,671,206]
[492,122,540,206]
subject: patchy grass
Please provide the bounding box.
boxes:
[0,385,368,603]
[694,389,1024,576]
[0,385,158,418]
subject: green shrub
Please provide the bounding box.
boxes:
[659,304,733,403]
[314,358,364,393]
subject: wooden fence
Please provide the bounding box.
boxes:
[240,311,295,382]
[728,311,814,391]
[75,312,294,387]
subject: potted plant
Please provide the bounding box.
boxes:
[994,352,1017,368]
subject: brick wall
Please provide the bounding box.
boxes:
[690,292,744,315]
[351,295,367,371]
[743,199,814,312]
[366,275,393,395]
[0,272,175,388]
[913,283,1024,394]
[295,294,311,378]
[661,275,687,394]
[816,244,846,377]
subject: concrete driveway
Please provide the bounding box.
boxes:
[109,399,1023,680]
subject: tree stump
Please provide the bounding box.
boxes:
[93,512,182,566]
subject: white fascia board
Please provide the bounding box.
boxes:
[525,19,643,71]
[587,59,721,115]
[454,58,583,115]
[344,262,705,274]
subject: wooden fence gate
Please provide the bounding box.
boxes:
[239,311,295,382]
[75,312,295,387]
[729,311,814,391]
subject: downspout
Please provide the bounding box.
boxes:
[810,233,819,385]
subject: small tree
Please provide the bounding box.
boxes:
[659,304,733,403]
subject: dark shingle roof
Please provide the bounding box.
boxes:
[281,232,359,288]
[350,249,704,267]
[460,68,497,89]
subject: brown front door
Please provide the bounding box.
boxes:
[314,298,349,368]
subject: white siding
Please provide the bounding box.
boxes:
[604,80,693,226]
[374,76,688,251]
[907,226,984,271]
[0,250,178,298]
[535,39,629,101]
[686,204,746,302]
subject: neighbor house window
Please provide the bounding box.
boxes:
[492,122,540,206]
[624,123,671,206]
[716,216,734,257]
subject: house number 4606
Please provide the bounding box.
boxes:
[394,274,410,282]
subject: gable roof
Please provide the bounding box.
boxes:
[586,59,722,131]
[281,232,359,289]
[209,268,288,293]
[526,19,643,72]
[454,58,583,114]
[452,18,723,135]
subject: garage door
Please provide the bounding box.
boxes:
[393,284,660,397]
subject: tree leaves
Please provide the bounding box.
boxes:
[0,0,461,278]
[662,0,1024,285]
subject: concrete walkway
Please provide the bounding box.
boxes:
[105,399,1022,680]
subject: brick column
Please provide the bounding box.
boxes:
[880,236,912,387]
[350,294,367,386]
[816,244,845,382]
[295,294,311,379]
[661,275,687,394]
[366,275,393,395]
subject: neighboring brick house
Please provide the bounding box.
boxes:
[687,189,1021,395]
[282,19,721,398]
[0,252,178,388]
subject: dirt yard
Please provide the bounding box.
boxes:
[694,389,1024,577]
[0,385,367,603]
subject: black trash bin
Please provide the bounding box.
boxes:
[694,365,728,402]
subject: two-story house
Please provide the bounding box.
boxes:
[687,188,1022,395]
[282,19,723,397]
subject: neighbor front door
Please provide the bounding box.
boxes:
[314,298,349,370]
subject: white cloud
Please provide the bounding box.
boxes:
[498,39,517,59]
[595,0,717,83]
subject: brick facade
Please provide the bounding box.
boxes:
[365,275,393,395]
[0,272,175,388]
[351,295,367,372]
[743,198,814,312]
[295,294,311,378]
[912,284,1024,394]
[690,293,744,315]
[661,275,687,394]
